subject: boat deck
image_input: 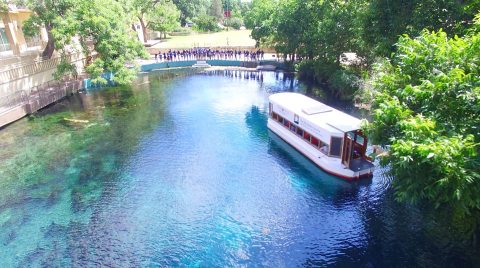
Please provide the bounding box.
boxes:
[349,158,375,172]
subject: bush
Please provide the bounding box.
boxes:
[328,69,362,100]
[296,60,362,100]
[365,27,480,216]
[194,15,220,32]
[169,27,192,36]
[226,17,244,30]
[296,60,338,83]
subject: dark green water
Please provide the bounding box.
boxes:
[0,70,478,267]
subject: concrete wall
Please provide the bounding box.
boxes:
[0,52,88,128]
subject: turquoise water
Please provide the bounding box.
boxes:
[0,70,478,267]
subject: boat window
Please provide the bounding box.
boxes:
[296,127,303,136]
[319,141,329,154]
[330,137,343,157]
[356,135,364,145]
[290,124,296,132]
[269,102,273,115]
[303,132,311,141]
[311,137,319,147]
[278,115,284,124]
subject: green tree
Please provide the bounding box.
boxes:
[248,0,366,99]
[362,0,480,57]
[172,0,209,25]
[364,21,480,216]
[131,0,181,43]
[147,1,181,39]
[23,0,146,84]
[244,0,277,46]
[0,1,8,12]
[209,0,223,22]
[21,0,77,58]
[194,13,219,32]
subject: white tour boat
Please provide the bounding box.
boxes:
[267,92,374,180]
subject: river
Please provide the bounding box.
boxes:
[0,69,478,267]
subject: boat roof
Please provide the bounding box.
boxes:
[269,92,363,134]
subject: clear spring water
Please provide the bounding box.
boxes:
[0,70,478,267]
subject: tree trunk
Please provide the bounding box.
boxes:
[138,16,148,43]
[42,24,55,59]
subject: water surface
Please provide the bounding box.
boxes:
[0,70,478,267]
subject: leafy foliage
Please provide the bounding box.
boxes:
[172,0,209,25]
[362,0,480,57]
[209,0,223,22]
[244,0,277,47]
[194,14,220,32]
[0,1,8,12]
[22,0,147,85]
[245,0,478,100]
[226,17,243,30]
[365,27,480,215]
[146,1,181,35]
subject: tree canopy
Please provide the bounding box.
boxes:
[364,20,480,215]
[22,0,147,85]
[0,2,8,12]
[245,0,479,66]
[146,1,181,37]
[362,0,480,57]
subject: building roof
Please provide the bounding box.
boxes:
[269,92,364,134]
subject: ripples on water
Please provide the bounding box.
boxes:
[0,69,478,267]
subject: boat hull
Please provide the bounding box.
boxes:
[267,119,373,181]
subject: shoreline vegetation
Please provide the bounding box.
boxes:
[244,0,480,233]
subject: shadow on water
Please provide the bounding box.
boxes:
[244,105,269,142]
[267,130,371,200]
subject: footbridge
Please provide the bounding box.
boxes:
[139,59,287,72]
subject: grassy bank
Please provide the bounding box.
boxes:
[152,30,256,49]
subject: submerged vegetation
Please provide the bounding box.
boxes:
[0,80,167,210]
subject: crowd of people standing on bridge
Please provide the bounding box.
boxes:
[153,48,266,62]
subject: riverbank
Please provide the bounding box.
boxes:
[150,30,256,50]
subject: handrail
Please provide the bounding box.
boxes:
[0,52,85,84]
[0,55,49,72]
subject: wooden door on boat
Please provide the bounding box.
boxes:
[342,133,353,168]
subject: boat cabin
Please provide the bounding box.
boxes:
[268,92,373,179]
